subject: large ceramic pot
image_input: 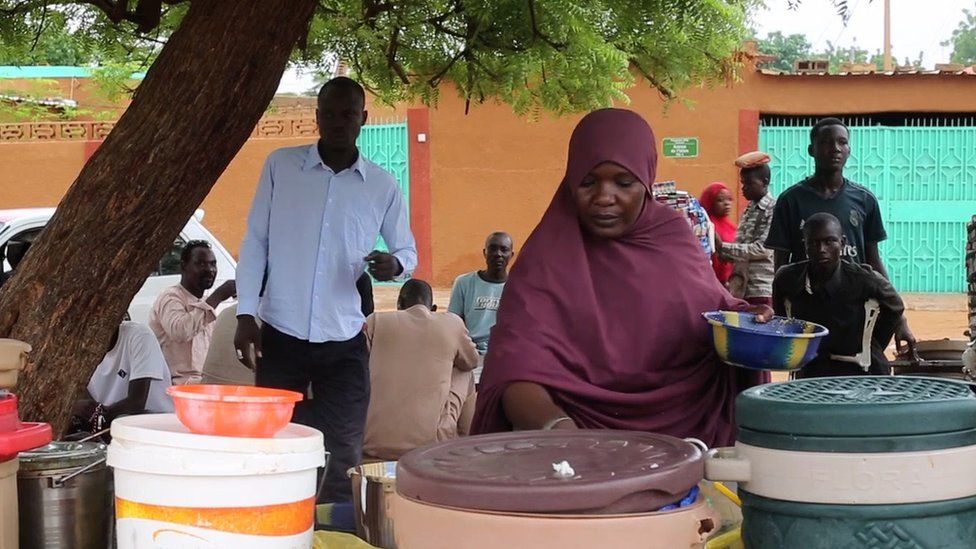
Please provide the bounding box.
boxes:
[392,430,718,549]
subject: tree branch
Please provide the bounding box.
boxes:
[362,0,393,28]
[527,0,566,50]
[428,47,466,87]
[630,58,675,99]
[386,25,410,84]
[133,0,163,33]
[29,3,48,52]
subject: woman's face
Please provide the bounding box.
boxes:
[573,162,646,239]
[713,188,733,217]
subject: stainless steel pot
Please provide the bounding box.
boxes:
[17,441,110,549]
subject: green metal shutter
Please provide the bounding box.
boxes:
[357,121,410,255]
[759,119,976,293]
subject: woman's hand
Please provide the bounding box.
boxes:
[746,303,774,323]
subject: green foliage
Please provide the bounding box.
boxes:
[0,4,164,67]
[303,0,755,113]
[1,0,756,116]
[820,40,874,71]
[755,31,812,71]
[89,60,141,103]
[943,8,976,66]
[754,29,924,73]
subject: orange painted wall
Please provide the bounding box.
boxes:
[0,141,87,206]
[3,69,975,288]
[424,71,976,285]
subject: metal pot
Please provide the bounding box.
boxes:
[349,461,397,549]
[17,441,111,549]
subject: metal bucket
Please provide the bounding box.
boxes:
[349,461,397,548]
[17,441,111,549]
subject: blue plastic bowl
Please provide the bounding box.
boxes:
[702,311,829,371]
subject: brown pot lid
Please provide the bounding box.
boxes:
[396,430,703,514]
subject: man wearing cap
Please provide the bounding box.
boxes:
[714,151,776,307]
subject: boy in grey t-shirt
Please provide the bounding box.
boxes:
[448,232,514,382]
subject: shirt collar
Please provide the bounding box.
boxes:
[303,143,366,180]
[404,304,433,317]
[804,261,843,295]
[756,193,775,211]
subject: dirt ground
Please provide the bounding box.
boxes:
[373,287,970,343]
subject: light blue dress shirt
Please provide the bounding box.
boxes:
[237,144,417,343]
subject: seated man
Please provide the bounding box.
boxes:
[363,279,479,460]
[773,213,905,378]
[75,320,174,432]
[149,240,236,384]
[202,304,258,385]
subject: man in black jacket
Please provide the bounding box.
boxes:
[773,213,905,378]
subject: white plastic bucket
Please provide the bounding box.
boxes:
[108,414,325,548]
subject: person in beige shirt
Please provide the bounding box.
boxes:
[202,304,258,386]
[149,240,236,384]
[363,279,479,460]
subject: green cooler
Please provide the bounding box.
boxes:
[705,376,976,548]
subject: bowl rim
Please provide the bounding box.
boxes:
[702,311,829,339]
[166,384,304,403]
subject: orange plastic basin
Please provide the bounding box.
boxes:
[167,385,303,438]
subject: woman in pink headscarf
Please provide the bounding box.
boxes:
[470,109,771,447]
[700,182,737,285]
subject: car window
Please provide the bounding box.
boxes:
[154,236,187,276]
[2,227,43,271]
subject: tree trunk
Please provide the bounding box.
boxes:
[0,0,317,435]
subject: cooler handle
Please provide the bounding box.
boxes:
[704,447,751,483]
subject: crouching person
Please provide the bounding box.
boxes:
[363,280,478,460]
[773,213,905,379]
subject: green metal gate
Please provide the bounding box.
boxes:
[358,121,410,256]
[759,117,976,293]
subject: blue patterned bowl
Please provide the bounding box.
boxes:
[702,311,829,371]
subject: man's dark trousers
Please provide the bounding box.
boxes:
[256,324,369,503]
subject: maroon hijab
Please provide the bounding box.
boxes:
[470,109,759,447]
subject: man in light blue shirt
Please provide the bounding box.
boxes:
[234,77,416,503]
[448,232,514,383]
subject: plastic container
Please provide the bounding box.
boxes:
[392,492,718,549]
[0,459,17,549]
[18,442,110,549]
[702,311,828,371]
[0,340,30,389]
[392,431,716,548]
[706,376,976,548]
[167,384,303,437]
[108,414,325,548]
[0,395,51,462]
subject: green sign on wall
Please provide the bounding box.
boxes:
[662,137,699,158]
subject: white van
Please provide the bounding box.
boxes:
[0,208,237,324]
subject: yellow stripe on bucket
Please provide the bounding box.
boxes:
[116,497,314,537]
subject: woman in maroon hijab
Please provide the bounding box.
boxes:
[470,109,771,447]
